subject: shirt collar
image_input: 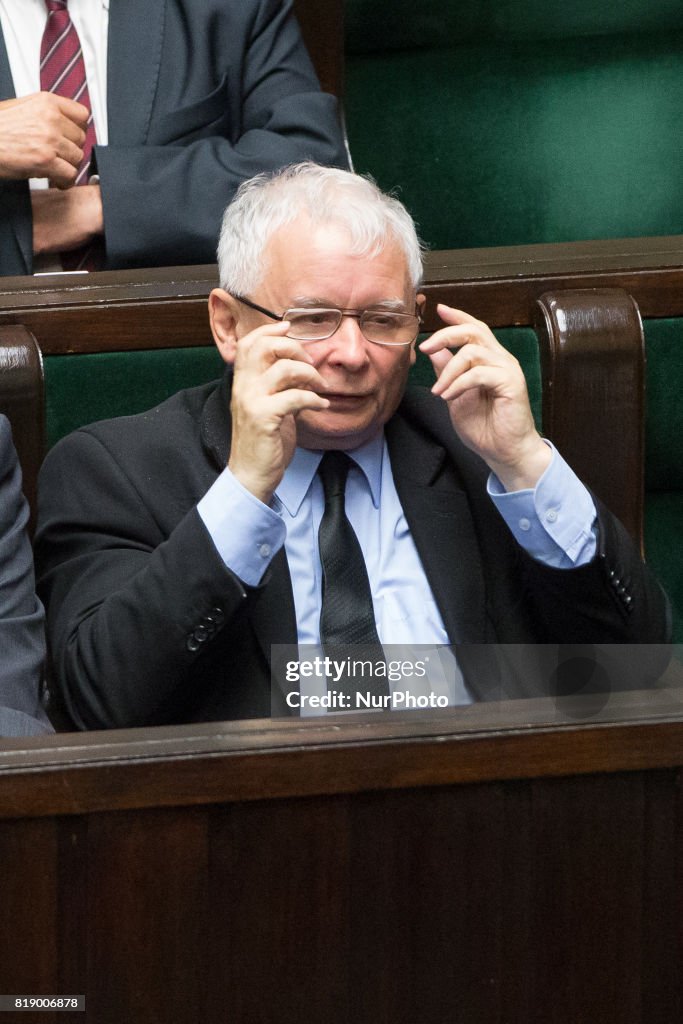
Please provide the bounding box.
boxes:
[275,433,385,516]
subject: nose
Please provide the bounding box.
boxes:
[325,313,370,370]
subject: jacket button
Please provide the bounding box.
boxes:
[193,625,210,643]
[210,606,225,626]
[187,635,201,653]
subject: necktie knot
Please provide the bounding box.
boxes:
[318,450,351,502]
[46,0,68,12]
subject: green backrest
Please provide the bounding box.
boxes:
[44,347,224,450]
[642,320,683,641]
[44,329,543,449]
[345,0,683,249]
[43,319,680,640]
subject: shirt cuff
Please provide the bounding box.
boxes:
[487,442,597,568]
[197,467,286,586]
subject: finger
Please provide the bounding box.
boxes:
[265,388,330,419]
[58,116,87,148]
[420,321,503,359]
[259,357,326,395]
[234,323,313,366]
[56,137,85,170]
[53,95,90,128]
[430,343,504,396]
[436,303,483,327]
[47,158,79,189]
[436,363,512,404]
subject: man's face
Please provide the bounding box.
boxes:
[233,218,418,450]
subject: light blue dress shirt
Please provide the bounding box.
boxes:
[198,434,597,711]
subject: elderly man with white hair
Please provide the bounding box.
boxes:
[35,163,670,729]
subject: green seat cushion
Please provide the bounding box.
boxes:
[44,347,224,449]
[346,12,683,249]
[644,319,683,493]
[645,493,683,642]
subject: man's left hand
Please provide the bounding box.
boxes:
[420,303,551,491]
[31,184,104,256]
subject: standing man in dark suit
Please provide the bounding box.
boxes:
[0,414,52,736]
[0,0,347,276]
[35,163,670,730]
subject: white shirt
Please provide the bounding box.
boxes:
[0,0,110,166]
[0,0,109,270]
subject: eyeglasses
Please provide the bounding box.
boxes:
[232,294,421,347]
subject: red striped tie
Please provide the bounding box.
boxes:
[40,0,101,269]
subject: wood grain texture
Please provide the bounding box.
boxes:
[0,236,682,354]
[1,688,683,818]
[0,768,679,1023]
[534,288,645,545]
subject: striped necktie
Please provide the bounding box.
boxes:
[40,0,100,269]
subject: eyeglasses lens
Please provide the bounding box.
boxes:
[285,309,418,346]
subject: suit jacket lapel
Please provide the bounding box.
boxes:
[0,27,14,100]
[199,372,299,673]
[386,395,488,644]
[107,0,166,144]
[0,27,31,274]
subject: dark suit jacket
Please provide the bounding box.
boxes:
[35,374,671,730]
[0,0,348,275]
[0,416,52,736]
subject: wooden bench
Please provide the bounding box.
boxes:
[2,691,683,1022]
[0,235,680,634]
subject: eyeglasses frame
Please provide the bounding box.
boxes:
[231,294,423,347]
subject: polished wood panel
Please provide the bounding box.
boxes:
[1,236,682,356]
[0,325,44,531]
[0,695,682,1023]
[535,288,645,545]
[0,266,217,354]
[2,689,683,818]
[420,234,683,328]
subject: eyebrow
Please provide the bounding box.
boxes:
[288,297,411,312]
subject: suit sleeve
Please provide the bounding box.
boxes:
[94,0,349,268]
[516,499,671,646]
[508,497,673,693]
[0,416,51,734]
[35,429,260,730]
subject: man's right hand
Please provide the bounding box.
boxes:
[228,322,330,504]
[0,93,88,188]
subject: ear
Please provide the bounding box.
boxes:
[209,288,240,364]
[409,292,426,367]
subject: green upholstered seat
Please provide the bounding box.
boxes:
[643,321,683,641]
[44,347,225,450]
[345,0,683,251]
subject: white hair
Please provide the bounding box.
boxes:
[216,162,425,294]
